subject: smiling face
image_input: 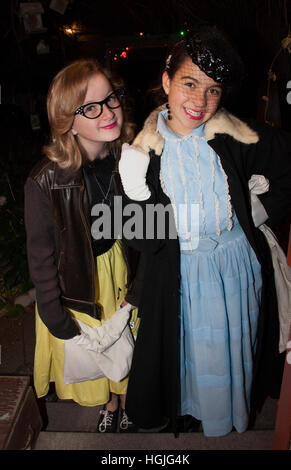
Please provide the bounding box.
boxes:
[71,72,123,159]
[162,57,222,135]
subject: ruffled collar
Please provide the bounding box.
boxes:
[157,110,206,142]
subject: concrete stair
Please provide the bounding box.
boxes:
[32,397,277,450]
[34,429,274,450]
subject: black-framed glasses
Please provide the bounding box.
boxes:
[74,89,124,119]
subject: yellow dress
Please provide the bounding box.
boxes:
[33,240,140,406]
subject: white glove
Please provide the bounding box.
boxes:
[248,175,269,227]
[118,143,151,201]
[67,303,132,353]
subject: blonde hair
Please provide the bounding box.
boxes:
[43,58,135,170]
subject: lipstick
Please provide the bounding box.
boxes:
[102,121,117,130]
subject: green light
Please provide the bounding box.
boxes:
[180,30,185,36]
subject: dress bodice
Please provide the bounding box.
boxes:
[158,111,236,250]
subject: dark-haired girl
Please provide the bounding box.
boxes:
[119,27,291,436]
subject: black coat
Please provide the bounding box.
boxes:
[123,107,291,430]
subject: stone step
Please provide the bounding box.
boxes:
[42,401,103,432]
[34,430,275,450]
[41,398,277,433]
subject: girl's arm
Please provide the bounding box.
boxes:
[119,145,168,254]
[24,178,80,339]
[246,124,291,227]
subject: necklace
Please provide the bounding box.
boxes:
[93,173,114,206]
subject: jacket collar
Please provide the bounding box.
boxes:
[133,105,259,156]
[52,146,121,188]
[204,108,259,144]
[53,163,83,188]
[52,155,122,190]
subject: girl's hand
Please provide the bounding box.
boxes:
[120,300,136,309]
[248,175,269,227]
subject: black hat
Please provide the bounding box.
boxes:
[185,26,245,85]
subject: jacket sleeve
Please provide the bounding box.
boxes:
[24,177,80,339]
[124,251,147,308]
[246,124,291,227]
[121,156,168,254]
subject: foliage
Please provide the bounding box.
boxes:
[0,171,31,316]
[0,105,43,316]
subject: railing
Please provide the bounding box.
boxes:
[272,226,291,450]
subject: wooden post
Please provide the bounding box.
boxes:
[287,225,291,267]
[272,325,291,450]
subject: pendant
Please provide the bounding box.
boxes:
[101,199,111,207]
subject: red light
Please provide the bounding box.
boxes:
[139,32,144,36]
[120,51,127,58]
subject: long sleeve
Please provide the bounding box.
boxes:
[24,178,80,339]
[124,251,147,309]
[120,155,170,254]
[246,123,291,227]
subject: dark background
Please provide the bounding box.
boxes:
[0,0,290,313]
[1,0,290,142]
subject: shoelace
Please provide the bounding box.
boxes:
[98,409,115,432]
[120,410,134,430]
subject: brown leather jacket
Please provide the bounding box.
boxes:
[24,156,141,339]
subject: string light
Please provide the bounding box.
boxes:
[63,23,81,36]
[109,29,192,62]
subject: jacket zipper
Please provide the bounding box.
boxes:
[113,172,131,285]
[79,185,97,312]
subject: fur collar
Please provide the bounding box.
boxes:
[133,105,259,155]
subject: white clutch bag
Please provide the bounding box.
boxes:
[63,305,134,384]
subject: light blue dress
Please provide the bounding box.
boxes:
[158,111,262,437]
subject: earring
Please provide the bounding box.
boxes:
[166,102,172,120]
